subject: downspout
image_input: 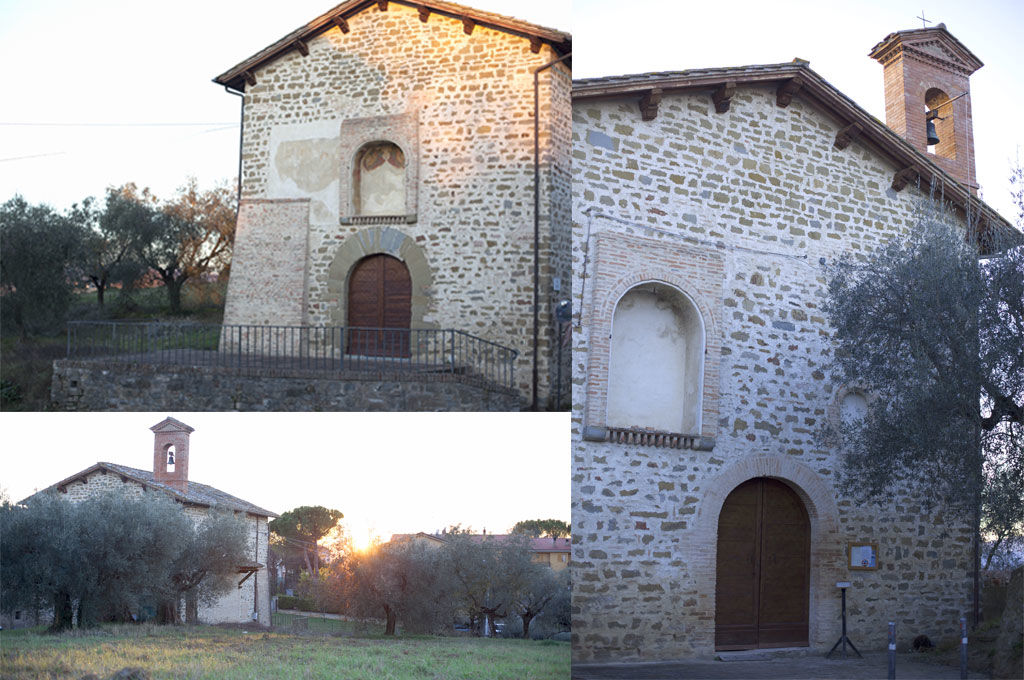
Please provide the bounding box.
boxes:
[223,84,245,211]
[532,50,571,410]
[253,515,260,622]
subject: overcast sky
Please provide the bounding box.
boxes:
[574,0,1023,222]
[2,0,1017,218]
[0,412,569,550]
[0,0,571,211]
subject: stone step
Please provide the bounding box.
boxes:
[715,647,812,662]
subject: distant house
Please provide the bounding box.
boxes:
[20,417,277,626]
[389,532,570,570]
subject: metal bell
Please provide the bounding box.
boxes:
[926,118,940,146]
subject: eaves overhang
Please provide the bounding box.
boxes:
[572,62,1019,251]
[214,0,571,92]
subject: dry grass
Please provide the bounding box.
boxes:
[0,623,569,679]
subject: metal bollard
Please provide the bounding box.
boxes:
[960,616,968,679]
[888,621,896,680]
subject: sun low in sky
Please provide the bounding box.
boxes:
[1,412,570,548]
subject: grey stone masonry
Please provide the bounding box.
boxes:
[572,82,975,662]
[220,1,572,407]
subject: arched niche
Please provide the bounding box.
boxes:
[606,282,704,433]
[353,141,406,216]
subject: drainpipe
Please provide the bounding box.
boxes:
[223,84,245,211]
[531,50,571,410]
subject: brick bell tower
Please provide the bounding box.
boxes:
[151,417,194,492]
[869,23,983,193]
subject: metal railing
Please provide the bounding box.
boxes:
[65,322,518,391]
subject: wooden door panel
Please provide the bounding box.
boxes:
[347,255,411,357]
[716,478,809,650]
[715,479,761,650]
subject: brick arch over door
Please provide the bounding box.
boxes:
[689,456,844,654]
[326,226,434,330]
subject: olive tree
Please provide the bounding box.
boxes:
[823,191,1023,625]
[0,491,251,630]
[0,196,86,335]
[343,539,455,635]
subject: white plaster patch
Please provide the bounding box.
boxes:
[267,120,341,220]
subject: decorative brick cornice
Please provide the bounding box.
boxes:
[591,426,715,451]
[868,26,983,75]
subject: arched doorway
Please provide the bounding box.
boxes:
[715,477,810,650]
[346,254,411,357]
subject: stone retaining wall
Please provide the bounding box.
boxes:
[51,360,520,412]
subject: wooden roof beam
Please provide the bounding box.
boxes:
[294,39,309,57]
[833,122,863,150]
[776,77,803,107]
[530,36,542,53]
[418,6,430,22]
[243,71,256,86]
[711,81,735,113]
[463,17,476,35]
[639,88,662,121]
[332,16,350,33]
[377,0,388,10]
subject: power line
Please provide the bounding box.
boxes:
[0,122,239,128]
[0,151,68,163]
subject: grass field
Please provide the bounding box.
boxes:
[0,622,570,680]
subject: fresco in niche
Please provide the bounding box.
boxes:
[355,142,405,215]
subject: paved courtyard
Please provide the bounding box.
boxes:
[572,650,984,679]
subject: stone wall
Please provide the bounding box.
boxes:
[51,469,271,626]
[227,2,571,406]
[571,85,973,661]
[51,360,520,411]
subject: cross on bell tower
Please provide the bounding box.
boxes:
[151,417,194,492]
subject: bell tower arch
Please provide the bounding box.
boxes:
[869,23,983,192]
[151,417,194,492]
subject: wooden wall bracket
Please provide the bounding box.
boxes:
[639,88,663,121]
[712,82,736,113]
[333,16,350,33]
[294,39,309,56]
[891,167,918,192]
[776,77,803,107]
[530,36,542,53]
[462,18,475,35]
[243,71,257,86]
[833,123,863,150]
[418,6,430,22]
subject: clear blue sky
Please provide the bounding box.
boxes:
[573,0,1023,222]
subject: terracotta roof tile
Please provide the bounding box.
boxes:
[28,462,277,518]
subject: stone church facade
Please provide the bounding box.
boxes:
[213,0,572,408]
[570,26,1015,661]
[23,418,276,626]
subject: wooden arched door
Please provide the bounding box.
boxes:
[715,477,810,650]
[346,254,411,357]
